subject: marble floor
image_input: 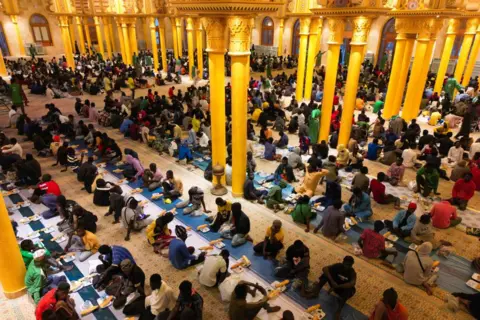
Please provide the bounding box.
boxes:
[0,70,477,320]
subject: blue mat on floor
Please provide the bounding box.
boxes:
[7,192,115,319]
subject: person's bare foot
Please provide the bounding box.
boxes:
[246,235,253,242]
[265,305,281,313]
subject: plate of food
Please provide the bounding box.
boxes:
[151,193,163,200]
[214,242,225,249]
[200,227,210,233]
[70,281,83,293]
[271,280,289,292]
[19,217,30,224]
[97,296,114,309]
[112,169,123,173]
[27,231,40,239]
[63,254,76,263]
[199,245,213,252]
[467,280,480,291]
[472,273,480,282]
[30,215,42,221]
[409,243,418,250]
[42,226,55,234]
[131,188,143,194]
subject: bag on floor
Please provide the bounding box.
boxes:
[219,274,241,302]
[407,181,417,192]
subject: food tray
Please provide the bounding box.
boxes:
[467,279,480,291]
[472,273,480,282]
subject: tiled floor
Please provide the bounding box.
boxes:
[0,70,477,320]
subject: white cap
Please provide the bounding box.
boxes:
[33,249,46,261]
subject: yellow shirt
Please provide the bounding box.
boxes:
[127,77,135,89]
[355,98,364,110]
[217,201,232,213]
[252,109,262,122]
[304,169,328,192]
[82,231,100,253]
[266,226,284,243]
[146,221,171,244]
[428,111,442,126]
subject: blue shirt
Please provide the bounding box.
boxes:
[41,194,57,211]
[264,142,276,160]
[120,119,133,133]
[393,210,416,231]
[169,238,194,269]
[367,143,381,160]
[111,245,135,266]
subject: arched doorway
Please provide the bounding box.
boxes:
[0,23,10,56]
[377,18,396,70]
[291,19,300,57]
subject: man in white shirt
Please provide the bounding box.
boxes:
[2,138,23,157]
[401,143,418,168]
[447,141,465,164]
[132,273,176,318]
[8,106,18,128]
[197,131,210,150]
[198,249,230,287]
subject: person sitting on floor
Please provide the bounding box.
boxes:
[369,172,401,209]
[244,174,268,204]
[220,202,252,247]
[290,195,316,232]
[169,226,206,270]
[162,170,183,201]
[93,179,114,206]
[274,157,296,182]
[367,138,383,161]
[30,188,58,219]
[207,198,232,232]
[314,200,345,239]
[176,138,194,163]
[25,249,67,303]
[384,202,417,238]
[198,249,230,288]
[264,137,277,160]
[302,256,357,319]
[411,214,438,248]
[416,165,440,197]
[168,281,204,319]
[229,281,281,320]
[176,186,210,215]
[403,242,437,295]
[369,288,408,320]
[386,157,405,186]
[77,156,97,193]
[63,225,100,262]
[146,212,175,253]
[142,163,164,191]
[122,154,144,182]
[274,240,310,290]
[294,165,328,197]
[352,166,370,193]
[35,282,74,320]
[287,147,305,171]
[275,130,289,148]
[451,291,480,319]
[429,200,462,229]
[449,173,476,210]
[253,220,284,259]
[265,181,287,212]
[450,159,470,182]
[358,220,397,263]
[116,259,147,311]
[344,187,373,219]
[121,197,153,241]
[38,174,62,196]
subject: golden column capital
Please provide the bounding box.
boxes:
[57,15,69,27]
[350,16,372,46]
[308,18,319,35]
[195,17,202,31]
[227,16,254,55]
[327,18,345,45]
[465,18,479,35]
[186,17,194,31]
[175,17,182,27]
[202,17,226,53]
[279,18,284,28]
[299,17,311,36]
[446,18,459,35]
[10,15,18,24]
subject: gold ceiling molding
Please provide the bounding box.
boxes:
[388,8,462,17]
[310,7,390,16]
[167,0,284,15]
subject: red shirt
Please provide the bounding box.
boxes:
[430,201,458,229]
[360,229,385,258]
[38,180,61,196]
[452,179,476,201]
[370,179,386,204]
[35,288,57,320]
[470,164,480,191]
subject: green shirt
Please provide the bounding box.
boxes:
[25,261,46,303]
[373,100,384,113]
[291,203,314,224]
[21,244,51,267]
[11,83,23,105]
[417,166,439,191]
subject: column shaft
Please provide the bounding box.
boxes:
[11,16,25,56]
[0,48,7,76]
[462,27,480,86]
[186,17,195,78]
[391,38,415,117]
[411,38,436,113]
[129,22,138,57]
[122,23,131,65]
[117,22,127,62]
[149,18,159,71]
[176,18,184,56]
[68,20,76,49]
[277,18,284,57]
[0,196,26,298]
[196,19,203,74]
[383,34,407,119]
[433,19,458,93]
[295,18,310,101]
[59,17,74,68]
[454,18,478,84]
[142,18,150,50]
[171,18,179,58]
[108,22,116,52]
[402,34,430,121]
[304,19,321,101]
[94,17,105,56]
[319,18,345,142]
[75,17,86,54]
[84,18,92,51]
[159,25,168,72]
[102,18,112,59]
[338,16,372,146]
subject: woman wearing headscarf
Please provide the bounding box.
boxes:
[336,144,350,168]
[308,109,320,144]
[122,154,144,181]
[403,242,436,295]
[146,212,175,253]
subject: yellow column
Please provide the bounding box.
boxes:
[202,18,226,185]
[0,44,7,75]
[462,24,480,87]
[186,17,195,79]
[196,19,203,74]
[108,22,116,52]
[176,17,183,56]
[433,19,458,93]
[75,17,86,54]
[295,17,311,101]
[149,18,159,71]
[319,18,345,142]
[171,17,179,58]
[277,18,284,57]
[102,17,112,59]
[338,16,372,146]
[228,16,253,197]
[411,36,436,110]
[84,18,92,52]
[116,19,126,62]
[142,18,150,50]
[304,18,322,101]
[159,20,168,72]
[454,18,478,84]
[93,17,105,56]
[391,36,415,117]
[129,20,138,58]
[122,23,131,65]
[383,33,407,119]
[59,16,75,68]
[402,32,431,121]
[0,196,26,298]
[10,15,25,56]
[68,18,76,49]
